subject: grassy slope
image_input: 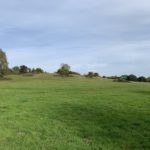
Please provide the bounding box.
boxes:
[0,75,149,150]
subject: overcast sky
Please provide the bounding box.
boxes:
[0,0,150,76]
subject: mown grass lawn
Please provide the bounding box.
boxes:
[0,75,149,150]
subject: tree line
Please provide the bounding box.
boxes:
[110,74,150,82]
[0,49,150,82]
[12,65,44,74]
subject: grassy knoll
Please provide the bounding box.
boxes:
[0,74,149,150]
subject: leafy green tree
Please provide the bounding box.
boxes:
[87,72,94,78]
[0,62,4,77]
[57,64,71,76]
[137,76,146,82]
[61,64,70,70]
[0,49,8,76]
[85,72,100,78]
[94,72,99,77]
[35,68,44,73]
[31,68,35,73]
[147,77,150,82]
[12,66,20,73]
[120,75,128,80]
[19,65,29,74]
[127,74,137,81]
[69,71,80,75]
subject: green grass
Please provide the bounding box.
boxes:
[0,74,149,150]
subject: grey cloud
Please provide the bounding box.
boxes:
[0,0,150,75]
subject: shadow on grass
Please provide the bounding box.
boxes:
[0,77,12,81]
[52,103,150,150]
[133,90,150,96]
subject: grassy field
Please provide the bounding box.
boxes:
[0,74,149,150]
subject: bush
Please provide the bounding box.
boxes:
[114,75,148,83]
[94,73,99,77]
[137,76,146,82]
[86,72,94,78]
[32,68,44,74]
[127,74,137,81]
[85,72,100,78]
[57,68,70,76]
[19,65,30,74]
[0,70,4,78]
[147,77,150,82]
[57,64,71,77]
[69,71,80,76]
[12,66,20,73]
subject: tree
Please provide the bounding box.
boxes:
[114,75,129,82]
[94,72,99,77]
[127,74,137,81]
[147,77,150,82]
[86,72,94,78]
[0,49,8,76]
[57,64,71,76]
[19,65,29,74]
[0,62,3,77]
[61,63,70,70]
[35,68,44,74]
[120,75,128,81]
[69,71,80,75]
[31,68,36,73]
[12,66,20,73]
[85,72,100,78]
[137,76,146,82]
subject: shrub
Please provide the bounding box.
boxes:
[19,65,30,74]
[94,73,99,77]
[85,72,100,78]
[147,77,150,82]
[32,68,44,74]
[127,74,137,81]
[86,72,94,78]
[57,64,71,77]
[69,71,80,76]
[137,76,146,82]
